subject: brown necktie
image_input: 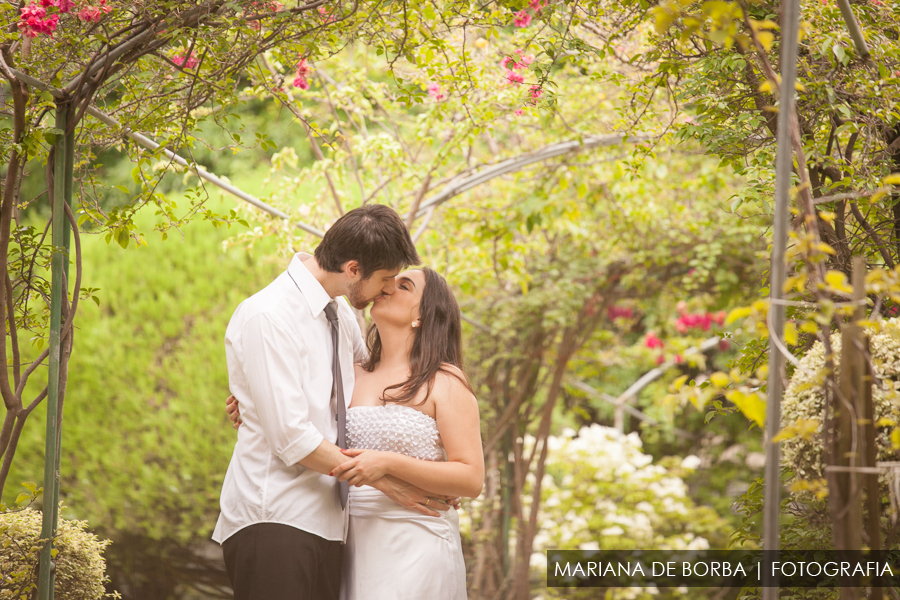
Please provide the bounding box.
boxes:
[323,300,348,509]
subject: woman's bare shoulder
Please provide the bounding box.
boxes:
[432,364,477,405]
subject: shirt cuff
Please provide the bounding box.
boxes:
[278,427,326,466]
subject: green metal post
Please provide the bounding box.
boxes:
[37,102,70,600]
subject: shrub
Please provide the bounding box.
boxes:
[780,318,900,493]
[455,425,733,599]
[0,507,115,599]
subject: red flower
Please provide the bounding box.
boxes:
[655,354,665,365]
[645,332,664,349]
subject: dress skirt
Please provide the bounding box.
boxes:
[340,485,467,600]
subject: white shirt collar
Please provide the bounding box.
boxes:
[287,252,332,319]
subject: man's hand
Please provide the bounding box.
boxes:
[370,475,458,517]
[331,449,390,487]
[226,395,242,429]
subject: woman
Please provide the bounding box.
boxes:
[227,266,484,599]
[333,266,483,599]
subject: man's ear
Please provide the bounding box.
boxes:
[344,259,361,280]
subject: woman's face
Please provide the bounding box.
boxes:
[369,269,425,330]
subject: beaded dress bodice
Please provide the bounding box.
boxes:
[346,405,445,462]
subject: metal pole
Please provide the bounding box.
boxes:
[37,102,69,600]
[835,0,870,62]
[762,0,801,598]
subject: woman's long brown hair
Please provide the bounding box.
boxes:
[361,267,474,405]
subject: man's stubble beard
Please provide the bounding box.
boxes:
[347,277,378,310]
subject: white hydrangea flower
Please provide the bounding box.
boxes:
[680,454,702,470]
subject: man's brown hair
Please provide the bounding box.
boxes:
[314,204,420,278]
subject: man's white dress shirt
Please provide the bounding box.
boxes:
[212,252,367,544]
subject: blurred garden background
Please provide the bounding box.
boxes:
[1,0,900,599]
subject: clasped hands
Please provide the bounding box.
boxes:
[329,448,389,487]
[330,448,461,511]
[226,395,460,512]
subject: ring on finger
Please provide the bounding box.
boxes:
[425,498,430,507]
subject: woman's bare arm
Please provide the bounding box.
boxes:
[331,368,485,498]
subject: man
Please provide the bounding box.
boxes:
[212,204,453,600]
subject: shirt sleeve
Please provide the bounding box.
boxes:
[239,312,325,466]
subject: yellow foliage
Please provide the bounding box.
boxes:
[726,388,766,427]
[825,270,852,293]
[883,173,900,186]
[709,371,730,388]
[773,418,819,442]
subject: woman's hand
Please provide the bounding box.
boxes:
[331,449,394,487]
[226,395,242,429]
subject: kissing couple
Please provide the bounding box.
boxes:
[212,204,484,600]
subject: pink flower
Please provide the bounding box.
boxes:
[675,354,683,364]
[318,5,335,23]
[529,0,545,10]
[501,53,533,71]
[504,70,524,84]
[513,10,532,27]
[173,51,199,69]
[515,50,535,66]
[18,4,58,37]
[645,332,664,349]
[295,58,311,77]
[427,82,445,100]
[78,5,104,22]
[529,85,543,100]
[56,0,75,11]
[607,305,634,320]
[292,58,312,89]
[655,354,665,365]
[718,339,731,352]
[514,109,524,116]
[673,309,725,332]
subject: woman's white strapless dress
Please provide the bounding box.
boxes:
[339,404,468,600]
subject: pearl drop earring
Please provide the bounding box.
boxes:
[412,321,419,328]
